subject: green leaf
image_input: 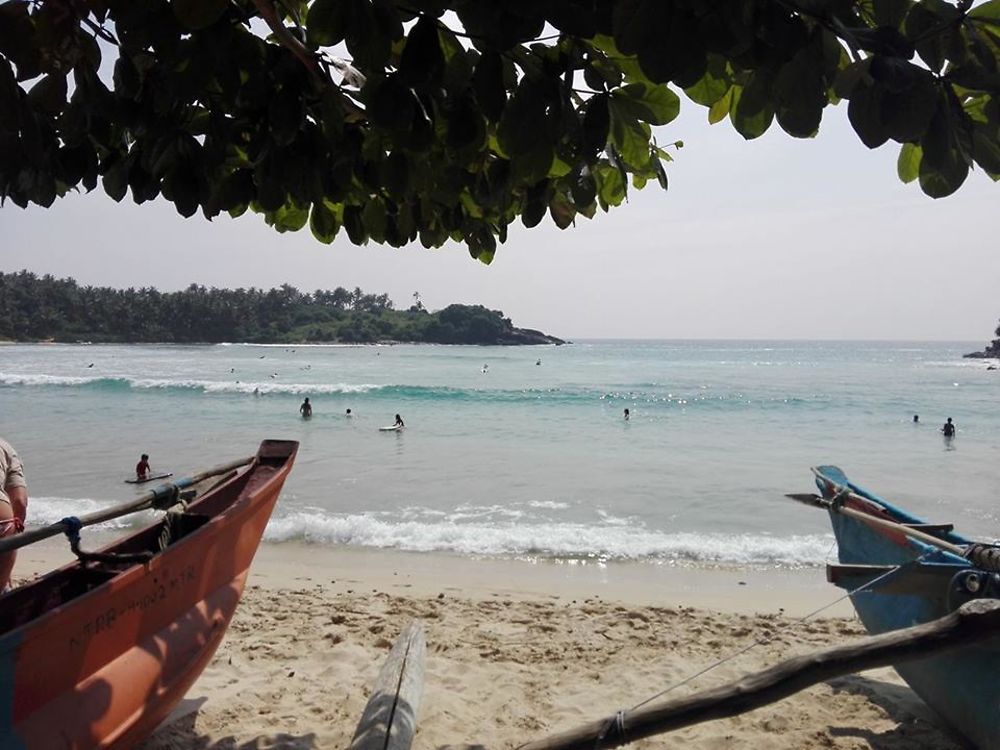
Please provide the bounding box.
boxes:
[583,94,610,156]
[306,0,348,46]
[269,201,310,232]
[102,158,128,202]
[27,73,66,116]
[472,52,506,123]
[171,0,228,31]
[875,0,913,28]
[511,143,554,183]
[446,95,485,152]
[399,15,444,90]
[918,107,969,197]
[708,87,733,124]
[548,192,576,229]
[636,10,706,87]
[969,0,1000,22]
[0,0,39,79]
[571,172,597,206]
[684,54,730,107]
[774,49,826,138]
[498,80,549,157]
[609,99,652,168]
[730,72,775,140]
[611,83,680,126]
[904,0,959,72]
[343,204,368,244]
[971,122,1000,173]
[346,0,392,71]
[881,76,938,142]
[612,0,664,56]
[848,83,891,149]
[362,199,387,242]
[310,202,340,243]
[897,142,922,183]
[521,195,547,228]
[594,162,626,209]
[268,88,304,146]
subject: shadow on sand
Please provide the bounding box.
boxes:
[825,674,972,750]
[140,708,317,750]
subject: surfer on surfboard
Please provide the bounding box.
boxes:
[394,414,405,428]
[136,454,150,481]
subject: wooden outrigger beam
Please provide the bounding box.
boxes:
[352,621,426,750]
[0,455,254,555]
[438,600,1000,750]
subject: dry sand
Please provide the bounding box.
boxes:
[18,543,966,749]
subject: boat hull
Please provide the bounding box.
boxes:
[816,465,1000,750]
[0,439,297,749]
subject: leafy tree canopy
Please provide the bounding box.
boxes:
[2,0,999,262]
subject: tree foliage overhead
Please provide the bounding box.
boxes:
[1,0,998,262]
[0,270,563,344]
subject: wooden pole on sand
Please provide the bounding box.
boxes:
[504,599,1000,750]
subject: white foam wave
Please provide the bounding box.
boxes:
[130,378,380,395]
[263,511,834,567]
[0,372,101,386]
[528,500,570,510]
[0,372,381,395]
[26,496,156,530]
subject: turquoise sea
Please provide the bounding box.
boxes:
[1,340,998,568]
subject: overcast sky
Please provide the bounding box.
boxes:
[2,100,996,341]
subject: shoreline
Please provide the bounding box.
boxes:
[15,540,962,749]
[16,538,852,617]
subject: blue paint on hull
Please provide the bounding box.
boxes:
[816,466,1000,750]
[0,629,27,750]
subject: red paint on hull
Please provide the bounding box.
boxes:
[0,440,298,749]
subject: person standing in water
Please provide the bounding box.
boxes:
[624,408,630,421]
[300,398,312,418]
[913,414,919,424]
[394,414,405,428]
[942,417,955,437]
[136,454,151,480]
[346,408,352,417]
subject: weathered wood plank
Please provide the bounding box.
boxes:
[351,621,426,750]
[513,599,1000,750]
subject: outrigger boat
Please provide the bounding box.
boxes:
[0,439,298,749]
[794,465,1000,750]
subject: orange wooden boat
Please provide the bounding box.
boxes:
[0,439,298,749]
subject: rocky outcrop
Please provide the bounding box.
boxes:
[498,327,565,346]
[964,348,1000,359]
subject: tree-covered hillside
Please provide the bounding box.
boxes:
[0,271,563,345]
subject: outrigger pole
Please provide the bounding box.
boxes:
[0,455,254,555]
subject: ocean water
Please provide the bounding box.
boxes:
[1,340,998,569]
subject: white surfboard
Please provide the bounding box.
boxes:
[125,472,173,484]
[379,425,403,432]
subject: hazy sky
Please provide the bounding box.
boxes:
[2,100,996,341]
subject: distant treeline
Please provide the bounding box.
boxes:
[0,271,563,345]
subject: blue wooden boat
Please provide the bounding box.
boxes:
[810,465,1000,750]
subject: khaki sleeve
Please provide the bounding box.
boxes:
[3,444,26,491]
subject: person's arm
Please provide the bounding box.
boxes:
[6,486,26,525]
[4,446,27,525]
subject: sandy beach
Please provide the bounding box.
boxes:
[16,542,965,749]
